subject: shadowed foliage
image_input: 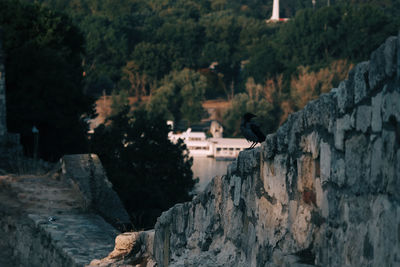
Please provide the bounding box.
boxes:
[0,0,93,161]
[91,107,196,229]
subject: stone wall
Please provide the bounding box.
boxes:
[0,212,118,267]
[151,34,400,266]
[60,154,131,230]
[0,154,130,267]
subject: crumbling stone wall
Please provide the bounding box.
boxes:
[152,34,400,266]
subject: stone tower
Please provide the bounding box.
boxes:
[0,28,7,140]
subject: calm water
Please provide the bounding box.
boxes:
[191,157,233,193]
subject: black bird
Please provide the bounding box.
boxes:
[240,113,266,150]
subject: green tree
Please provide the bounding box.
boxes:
[242,36,283,84]
[148,69,207,126]
[80,14,137,95]
[275,4,399,70]
[91,107,196,229]
[0,0,93,161]
[199,13,243,92]
[131,42,171,81]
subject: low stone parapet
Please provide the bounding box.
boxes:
[151,33,400,266]
[60,154,131,230]
[0,165,124,267]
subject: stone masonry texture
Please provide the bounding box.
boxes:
[149,33,400,267]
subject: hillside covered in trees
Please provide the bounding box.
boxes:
[34,0,400,136]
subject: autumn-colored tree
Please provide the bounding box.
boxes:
[290,59,353,110]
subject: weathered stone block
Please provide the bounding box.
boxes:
[300,131,320,159]
[107,232,139,259]
[303,93,337,130]
[371,92,383,132]
[263,155,288,205]
[288,111,305,154]
[356,105,372,133]
[369,36,398,90]
[315,178,329,218]
[288,200,298,225]
[368,196,400,266]
[396,149,400,201]
[382,130,397,196]
[276,119,291,153]
[290,204,313,248]
[337,80,354,114]
[232,175,241,207]
[383,36,398,77]
[331,157,345,187]
[382,88,400,122]
[353,61,370,104]
[370,136,383,192]
[297,155,316,192]
[345,135,370,193]
[227,160,238,177]
[350,108,357,128]
[262,133,277,160]
[398,30,400,79]
[334,114,352,150]
[237,148,260,177]
[320,142,331,184]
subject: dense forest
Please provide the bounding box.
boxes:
[2,0,399,228]
[34,0,400,136]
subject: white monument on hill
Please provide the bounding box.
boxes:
[267,0,288,23]
[270,0,280,21]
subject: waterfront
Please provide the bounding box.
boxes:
[191,157,233,193]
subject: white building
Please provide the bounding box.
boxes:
[168,128,260,159]
[208,137,252,159]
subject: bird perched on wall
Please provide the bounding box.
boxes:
[240,113,266,149]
